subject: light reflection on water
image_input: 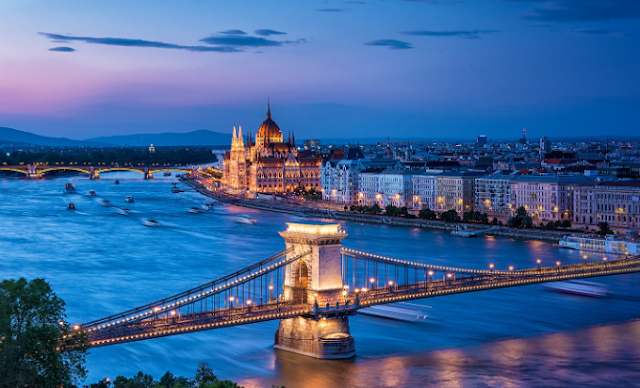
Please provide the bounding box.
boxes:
[1,174,640,387]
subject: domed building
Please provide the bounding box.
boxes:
[222,104,322,194]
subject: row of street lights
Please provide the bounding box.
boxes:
[490,254,609,273]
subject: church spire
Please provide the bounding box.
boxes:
[237,125,244,147]
[292,130,296,148]
[288,130,291,144]
[267,98,271,119]
[232,125,237,146]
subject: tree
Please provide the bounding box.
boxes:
[598,221,611,235]
[554,220,563,228]
[561,219,571,228]
[385,205,398,216]
[0,278,89,388]
[478,213,489,224]
[522,215,533,228]
[195,361,218,385]
[515,206,527,219]
[492,217,499,225]
[419,208,437,220]
[546,221,555,229]
[440,209,459,223]
[370,203,382,215]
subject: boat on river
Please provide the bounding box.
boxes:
[560,235,640,255]
[358,302,431,322]
[116,208,131,216]
[125,196,134,203]
[164,171,171,176]
[236,214,257,225]
[89,190,97,196]
[63,183,76,194]
[543,280,608,297]
[99,199,111,207]
[67,203,76,210]
[142,218,160,227]
[188,207,202,214]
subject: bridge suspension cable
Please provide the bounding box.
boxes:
[82,248,303,331]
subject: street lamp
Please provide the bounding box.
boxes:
[603,257,608,266]
[536,259,541,270]
[428,270,433,281]
[509,266,514,271]
[556,261,561,272]
[489,264,494,272]
[583,255,588,265]
[369,277,376,289]
[229,296,235,309]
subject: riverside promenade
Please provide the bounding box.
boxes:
[184,178,571,242]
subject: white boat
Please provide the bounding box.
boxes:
[235,214,257,225]
[63,183,76,194]
[164,171,171,176]
[543,280,608,297]
[142,218,160,227]
[125,196,134,203]
[560,235,639,255]
[188,207,202,214]
[116,208,131,216]
[358,302,431,322]
[99,199,111,207]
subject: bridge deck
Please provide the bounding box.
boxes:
[81,256,640,347]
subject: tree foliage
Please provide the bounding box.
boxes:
[507,206,532,228]
[418,208,437,220]
[0,278,89,388]
[440,209,460,223]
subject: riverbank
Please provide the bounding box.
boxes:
[184,178,570,242]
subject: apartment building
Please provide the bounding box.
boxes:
[435,171,485,213]
[411,171,441,210]
[475,174,516,221]
[574,181,640,231]
[510,175,590,223]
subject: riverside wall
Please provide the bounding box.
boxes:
[185,179,569,243]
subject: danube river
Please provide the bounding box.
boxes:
[2,174,640,387]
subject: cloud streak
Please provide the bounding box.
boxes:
[402,30,500,39]
[507,0,640,22]
[254,29,286,36]
[365,39,413,49]
[218,30,247,35]
[49,46,76,52]
[39,32,241,52]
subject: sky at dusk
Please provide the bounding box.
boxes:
[1,0,639,141]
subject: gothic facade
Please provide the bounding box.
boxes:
[222,105,322,194]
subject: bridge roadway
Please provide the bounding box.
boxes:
[83,252,640,348]
[0,165,192,178]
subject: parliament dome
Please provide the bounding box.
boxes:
[256,104,283,144]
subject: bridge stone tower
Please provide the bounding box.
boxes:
[274,223,355,359]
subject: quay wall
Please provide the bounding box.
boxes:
[185,179,568,243]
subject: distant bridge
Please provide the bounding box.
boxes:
[72,223,640,359]
[0,165,194,179]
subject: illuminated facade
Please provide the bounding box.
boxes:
[222,105,322,194]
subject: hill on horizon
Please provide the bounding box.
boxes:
[0,127,109,147]
[87,129,231,146]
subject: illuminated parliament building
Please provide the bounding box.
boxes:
[222,104,322,194]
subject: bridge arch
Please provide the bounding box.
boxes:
[0,167,29,175]
[38,167,92,175]
[293,260,309,304]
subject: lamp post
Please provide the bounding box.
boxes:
[428,270,433,282]
[583,255,588,265]
[370,277,376,289]
[603,257,608,267]
[556,261,561,272]
[229,296,235,312]
[508,266,514,271]
[489,264,494,272]
[536,259,541,271]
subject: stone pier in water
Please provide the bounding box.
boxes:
[274,223,356,359]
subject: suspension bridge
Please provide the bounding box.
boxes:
[0,165,193,179]
[72,223,640,359]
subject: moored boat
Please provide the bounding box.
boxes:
[164,171,171,176]
[125,196,134,203]
[188,207,202,214]
[560,235,639,255]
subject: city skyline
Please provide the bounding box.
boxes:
[1,0,639,140]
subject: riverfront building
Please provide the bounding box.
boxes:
[411,172,440,210]
[475,174,516,221]
[435,171,485,213]
[573,181,640,231]
[222,105,322,194]
[510,175,590,224]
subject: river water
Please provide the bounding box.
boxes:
[1,174,640,387]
